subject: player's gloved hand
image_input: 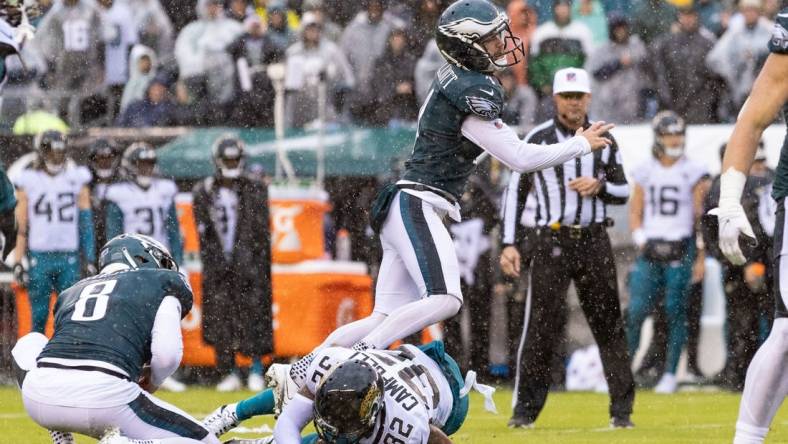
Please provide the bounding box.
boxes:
[708,204,756,266]
[632,228,647,251]
[13,262,27,287]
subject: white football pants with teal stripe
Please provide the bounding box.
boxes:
[375,190,463,313]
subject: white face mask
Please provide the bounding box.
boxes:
[664,145,684,158]
[96,168,114,179]
[221,167,242,179]
[44,160,65,174]
[136,175,152,187]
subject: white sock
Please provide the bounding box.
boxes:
[361,294,461,349]
[734,421,769,444]
[735,319,788,443]
[49,431,75,444]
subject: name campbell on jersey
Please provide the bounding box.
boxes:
[306,345,455,444]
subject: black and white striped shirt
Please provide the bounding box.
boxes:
[501,117,629,245]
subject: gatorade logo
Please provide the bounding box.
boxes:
[271,204,303,252]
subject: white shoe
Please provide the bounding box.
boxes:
[265,363,298,417]
[98,428,131,444]
[203,403,240,437]
[159,376,187,392]
[654,372,678,394]
[216,373,243,392]
[248,372,265,391]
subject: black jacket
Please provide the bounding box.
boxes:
[193,174,273,355]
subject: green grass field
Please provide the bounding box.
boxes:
[1,387,788,443]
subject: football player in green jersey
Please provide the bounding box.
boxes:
[12,234,220,444]
[273,0,617,414]
[711,8,788,444]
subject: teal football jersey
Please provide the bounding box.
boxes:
[768,8,788,200]
[0,167,15,214]
[402,63,505,200]
[38,268,193,381]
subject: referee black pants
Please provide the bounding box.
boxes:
[512,227,635,421]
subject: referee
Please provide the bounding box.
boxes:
[500,68,635,429]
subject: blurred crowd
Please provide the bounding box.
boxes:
[1,0,783,133]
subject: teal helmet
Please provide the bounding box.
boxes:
[436,0,525,74]
[99,233,178,271]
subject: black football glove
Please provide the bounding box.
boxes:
[13,262,27,287]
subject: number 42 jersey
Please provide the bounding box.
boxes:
[305,345,455,444]
[37,268,193,382]
[13,165,91,253]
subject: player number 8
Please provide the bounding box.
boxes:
[72,280,117,322]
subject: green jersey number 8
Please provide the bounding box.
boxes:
[72,280,118,322]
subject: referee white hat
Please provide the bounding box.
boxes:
[553,67,591,95]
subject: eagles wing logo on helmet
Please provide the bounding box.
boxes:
[466,96,500,120]
[438,15,499,42]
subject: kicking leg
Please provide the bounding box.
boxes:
[203,389,277,437]
[356,192,462,350]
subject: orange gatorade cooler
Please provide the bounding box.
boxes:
[269,186,331,264]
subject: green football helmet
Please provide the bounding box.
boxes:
[436,0,525,74]
[99,233,178,272]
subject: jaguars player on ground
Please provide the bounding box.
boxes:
[12,130,95,333]
[626,111,709,394]
[104,143,184,266]
[200,341,494,444]
[711,8,788,444]
[276,0,616,407]
[12,234,219,444]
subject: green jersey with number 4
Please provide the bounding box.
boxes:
[402,63,505,200]
[37,268,193,381]
[768,8,788,199]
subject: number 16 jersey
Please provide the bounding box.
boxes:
[630,156,708,241]
[13,165,91,253]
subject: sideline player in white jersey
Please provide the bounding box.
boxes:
[12,130,95,334]
[711,8,788,444]
[104,143,184,266]
[626,111,709,394]
[0,0,40,91]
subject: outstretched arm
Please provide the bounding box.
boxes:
[461,116,613,174]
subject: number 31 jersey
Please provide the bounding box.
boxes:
[13,166,91,252]
[306,345,454,444]
[630,157,708,241]
[37,268,193,382]
[104,178,177,247]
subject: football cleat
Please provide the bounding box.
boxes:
[507,415,535,429]
[265,363,299,418]
[654,372,678,394]
[159,375,187,392]
[203,403,240,437]
[216,373,243,392]
[248,372,265,392]
[610,416,634,429]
